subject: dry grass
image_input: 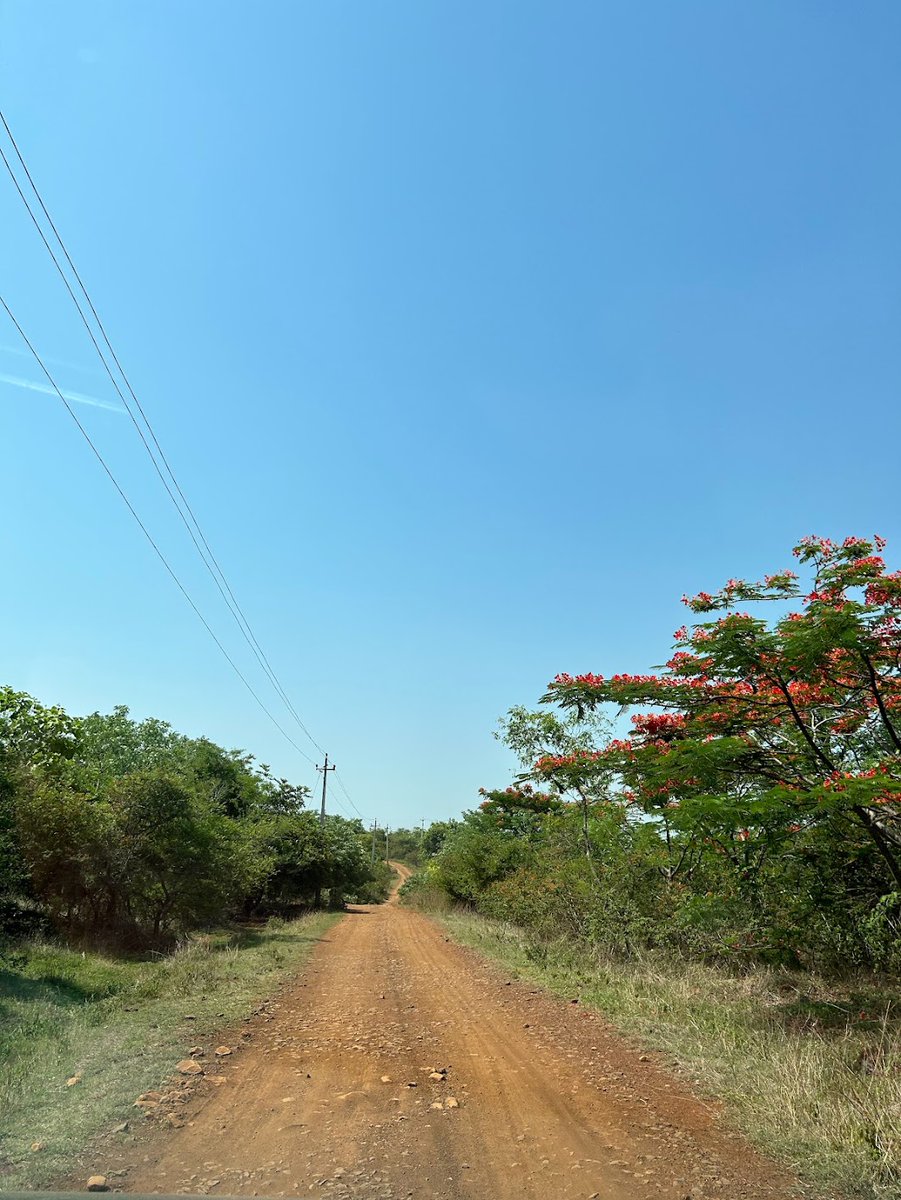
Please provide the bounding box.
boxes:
[441,911,901,1200]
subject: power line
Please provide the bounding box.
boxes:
[3,295,366,825]
[1,309,365,824]
[0,113,371,820]
[323,770,358,821]
[0,109,327,765]
[0,293,317,770]
[333,770,366,821]
[0,121,323,757]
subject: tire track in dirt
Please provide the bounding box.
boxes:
[96,869,805,1200]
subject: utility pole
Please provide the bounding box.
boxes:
[371,821,378,865]
[384,826,390,863]
[316,754,335,825]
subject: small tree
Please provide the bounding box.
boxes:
[497,705,612,871]
[106,770,262,939]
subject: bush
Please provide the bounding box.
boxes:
[399,868,454,913]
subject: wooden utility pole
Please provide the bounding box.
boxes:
[371,821,378,865]
[316,754,335,825]
[384,826,390,863]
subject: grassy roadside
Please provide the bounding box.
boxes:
[0,913,341,1192]
[438,911,900,1200]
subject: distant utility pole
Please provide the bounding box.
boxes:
[316,754,335,825]
[371,821,378,865]
[384,826,390,863]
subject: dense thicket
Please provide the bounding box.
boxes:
[0,690,385,948]
[406,536,901,975]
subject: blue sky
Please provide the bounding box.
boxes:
[2,1,899,827]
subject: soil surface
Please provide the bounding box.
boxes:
[86,867,806,1200]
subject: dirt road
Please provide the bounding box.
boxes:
[104,870,803,1200]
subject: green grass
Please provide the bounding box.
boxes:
[439,911,901,1200]
[0,913,341,1192]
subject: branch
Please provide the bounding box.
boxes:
[771,671,837,774]
[859,650,901,754]
[854,805,901,888]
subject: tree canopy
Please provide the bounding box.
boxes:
[1,693,383,947]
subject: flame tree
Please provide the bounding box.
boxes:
[540,536,901,894]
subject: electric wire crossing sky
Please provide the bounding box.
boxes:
[0,110,365,823]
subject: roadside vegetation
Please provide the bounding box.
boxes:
[1,694,390,949]
[0,912,339,1191]
[402,535,901,1200]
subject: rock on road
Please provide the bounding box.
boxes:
[111,867,802,1200]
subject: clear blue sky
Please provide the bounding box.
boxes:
[2,1,899,827]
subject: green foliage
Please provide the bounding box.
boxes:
[1,687,80,934]
[354,859,395,904]
[422,819,458,857]
[0,686,386,949]
[0,685,78,765]
[496,703,611,775]
[72,706,186,790]
[861,893,901,974]
[385,825,426,866]
[429,815,529,903]
[398,864,454,913]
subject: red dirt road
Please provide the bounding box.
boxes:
[106,870,803,1200]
